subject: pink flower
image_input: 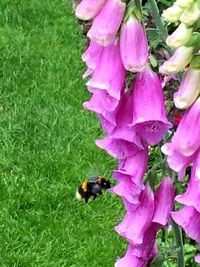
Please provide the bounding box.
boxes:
[116,148,148,187]
[130,226,157,260]
[83,89,121,134]
[120,15,148,72]
[152,176,175,227]
[110,173,141,206]
[96,135,142,159]
[115,184,154,245]
[87,39,126,100]
[87,0,126,46]
[115,245,148,267]
[82,41,103,78]
[175,153,200,212]
[161,142,196,180]
[171,206,200,243]
[115,178,174,266]
[131,65,172,145]
[110,148,148,210]
[75,0,105,20]
[195,255,200,264]
[172,97,200,157]
[96,90,144,159]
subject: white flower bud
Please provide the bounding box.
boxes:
[180,2,200,25]
[166,23,193,48]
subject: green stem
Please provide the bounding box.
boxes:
[135,0,142,17]
[148,0,168,40]
[171,219,185,267]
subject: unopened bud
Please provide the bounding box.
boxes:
[162,4,184,22]
[180,1,200,25]
[160,46,194,74]
[166,23,193,48]
[176,0,194,8]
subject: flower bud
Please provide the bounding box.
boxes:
[180,1,200,25]
[162,4,184,22]
[87,0,126,46]
[176,0,194,8]
[174,68,200,109]
[160,46,193,74]
[166,23,193,48]
[120,15,148,72]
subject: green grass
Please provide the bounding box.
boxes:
[0,1,126,266]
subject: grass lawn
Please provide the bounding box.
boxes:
[0,1,126,266]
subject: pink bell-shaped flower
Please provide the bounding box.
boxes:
[115,184,154,245]
[131,65,172,145]
[87,0,126,46]
[83,89,121,134]
[171,206,200,243]
[115,245,148,267]
[116,147,148,187]
[175,153,200,213]
[87,39,126,100]
[152,176,175,227]
[110,173,141,206]
[82,41,103,78]
[161,142,197,180]
[96,90,144,159]
[76,0,105,20]
[120,14,148,72]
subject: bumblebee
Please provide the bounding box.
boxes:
[76,176,111,203]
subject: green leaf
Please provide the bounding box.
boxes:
[190,54,200,70]
[146,28,163,49]
[150,54,158,67]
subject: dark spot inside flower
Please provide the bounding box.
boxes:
[151,123,158,132]
[105,92,109,98]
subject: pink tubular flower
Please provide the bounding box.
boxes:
[152,176,175,227]
[75,0,105,20]
[82,41,103,78]
[96,136,142,159]
[96,90,144,159]
[131,65,172,145]
[115,184,154,245]
[120,15,148,72]
[161,142,196,180]
[83,89,120,134]
[110,148,148,210]
[175,153,200,212]
[116,147,148,187]
[130,226,157,260]
[172,97,200,157]
[115,178,174,266]
[110,173,141,206]
[115,245,148,267]
[174,68,200,109]
[171,206,200,243]
[195,255,200,264]
[87,39,126,100]
[87,0,126,46]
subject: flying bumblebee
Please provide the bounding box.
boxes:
[76,176,111,203]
